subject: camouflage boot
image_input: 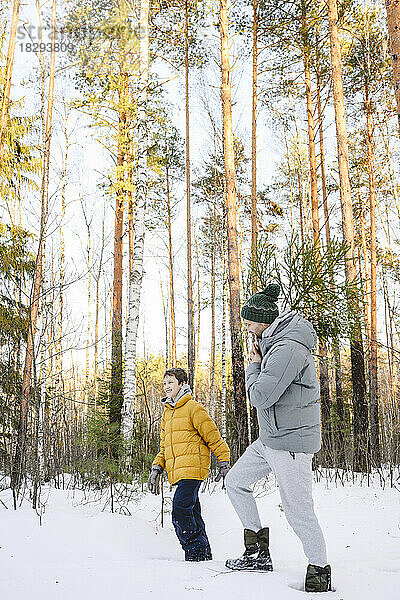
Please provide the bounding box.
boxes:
[225,528,273,572]
[305,564,332,592]
[255,527,273,571]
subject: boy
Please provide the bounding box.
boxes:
[147,367,230,561]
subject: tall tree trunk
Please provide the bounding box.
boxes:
[327,0,369,472]
[0,0,21,157]
[123,0,150,439]
[11,0,57,496]
[219,0,249,456]
[298,170,305,244]
[301,5,320,247]
[94,219,105,407]
[185,0,195,389]
[160,281,169,366]
[316,50,346,465]
[251,0,258,292]
[365,86,380,466]
[57,113,68,411]
[316,41,331,247]
[128,137,134,275]
[358,180,371,339]
[221,262,227,439]
[385,1,400,134]
[110,108,125,436]
[302,9,331,463]
[194,234,201,398]
[111,1,132,437]
[166,163,177,367]
[82,202,92,415]
[210,202,216,415]
[249,0,260,442]
[383,269,395,406]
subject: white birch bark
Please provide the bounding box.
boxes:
[122,0,150,439]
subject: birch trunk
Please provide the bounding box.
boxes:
[123,0,150,439]
[128,138,134,275]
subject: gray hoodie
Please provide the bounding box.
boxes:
[162,383,192,408]
[246,311,321,454]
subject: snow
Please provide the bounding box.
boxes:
[0,474,399,599]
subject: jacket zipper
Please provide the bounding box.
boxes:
[169,407,176,464]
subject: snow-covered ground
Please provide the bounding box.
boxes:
[0,474,399,599]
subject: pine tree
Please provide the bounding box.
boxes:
[219,0,249,455]
[327,0,369,472]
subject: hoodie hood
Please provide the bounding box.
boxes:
[162,383,192,408]
[258,310,317,355]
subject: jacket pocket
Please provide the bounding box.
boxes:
[262,406,278,435]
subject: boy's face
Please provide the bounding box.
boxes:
[242,318,271,338]
[163,375,184,399]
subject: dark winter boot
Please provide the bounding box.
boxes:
[185,551,212,562]
[305,564,332,592]
[225,528,273,572]
[185,544,213,562]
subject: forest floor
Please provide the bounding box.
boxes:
[0,471,399,600]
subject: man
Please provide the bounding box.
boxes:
[225,284,331,593]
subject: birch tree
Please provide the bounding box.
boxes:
[123,0,150,440]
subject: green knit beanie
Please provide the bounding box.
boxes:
[241,283,280,324]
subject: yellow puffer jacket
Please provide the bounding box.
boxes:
[152,393,230,485]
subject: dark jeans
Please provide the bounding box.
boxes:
[172,479,212,561]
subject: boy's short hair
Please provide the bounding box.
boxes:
[164,368,188,384]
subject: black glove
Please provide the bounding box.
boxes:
[215,460,230,482]
[147,466,163,494]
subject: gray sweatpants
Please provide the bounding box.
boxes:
[225,438,327,566]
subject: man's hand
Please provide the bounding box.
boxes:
[215,460,230,482]
[147,466,163,494]
[249,341,262,363]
